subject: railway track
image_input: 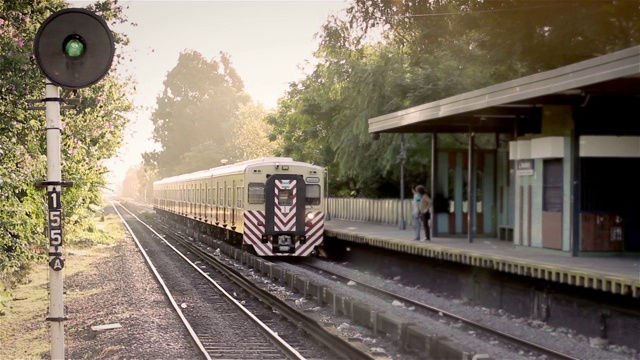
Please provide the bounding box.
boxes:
[112,201,375,360]
[297,261,581,360]
[112,200,637,360]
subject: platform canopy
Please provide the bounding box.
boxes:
[368,46,640,135]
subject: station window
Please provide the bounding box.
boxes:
[305,184,321,205]
[543,159,563,212]
[248,182,265,204]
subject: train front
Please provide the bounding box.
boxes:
[243,162,325,256]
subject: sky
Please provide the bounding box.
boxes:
[71,0,350,188]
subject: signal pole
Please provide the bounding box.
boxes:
[31,8,115,359]
[45,80,65,360]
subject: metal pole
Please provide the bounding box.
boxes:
[431,133,437,238]
[325,167,331,221]
[570,116,581,256]
[399,134,406,230]
[45,80,65,359]
[468,131,476,243]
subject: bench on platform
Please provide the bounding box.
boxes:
[498,225,514,241]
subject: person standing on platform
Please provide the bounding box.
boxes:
[418,186,432,241]
[412,185,423,240]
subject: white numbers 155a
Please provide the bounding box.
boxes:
[50,229,62,246]
[48,190,61,210]
[49,211,61,227]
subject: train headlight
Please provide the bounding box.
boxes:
[306,213,314,220]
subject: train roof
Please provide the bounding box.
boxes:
[153,157,322,185]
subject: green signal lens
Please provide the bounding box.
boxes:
[64,38,85,58]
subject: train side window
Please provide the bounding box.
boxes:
[236,187,243,208]
[248,182,265,204]
[218,187,224,206]
[305,184,321,205]
[227,187,232,207]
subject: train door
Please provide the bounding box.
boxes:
[223,181,228,226]
[208,180,213,222]
[196,182,201,219]
[179,183,184,215]
[216,181,221,225]
[264,174,306,254]
[188,183,191,216]
[206,180,209,221]
[231,180,236,229]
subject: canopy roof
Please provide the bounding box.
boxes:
[368,46,640,134]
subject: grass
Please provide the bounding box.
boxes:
[0,212,124,359]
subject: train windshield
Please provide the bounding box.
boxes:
[278,189,294,206]
[248,182,265,204]
[305,184,321,205]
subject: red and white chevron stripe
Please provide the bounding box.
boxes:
[274,180,297,232]
[298,210,324,256]
[243,210,270,256]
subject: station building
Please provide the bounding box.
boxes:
[368,46,640,256]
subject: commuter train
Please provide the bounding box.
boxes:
[152,157,325,257]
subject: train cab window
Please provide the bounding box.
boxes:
[278,190,294,206]
[305,184,321,205]
[248,182,265,204]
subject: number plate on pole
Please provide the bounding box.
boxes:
[47,187,63,270]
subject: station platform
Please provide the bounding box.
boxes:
[323,219,640,298]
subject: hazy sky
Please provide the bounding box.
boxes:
[71,0,349,187]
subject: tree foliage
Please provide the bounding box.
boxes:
[346,0,639,93]
[232,103,281,161]
[146,50,251,177]
[120,164,155,203]
[1,0,134,294]
[269,0,639,197]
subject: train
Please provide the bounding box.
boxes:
[152,157,325,257]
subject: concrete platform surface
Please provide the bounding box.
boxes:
[324,219,640,298]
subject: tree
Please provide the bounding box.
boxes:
[146,50,251,177]
[232,102,281,161]
[269,0,639,198]
[1,0,134,296]
[120,164,155,203]
[345,0,640,94]
[270,18,433,197]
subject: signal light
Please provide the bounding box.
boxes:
[63,36,85,58]
[34,8,114,89]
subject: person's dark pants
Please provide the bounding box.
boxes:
[421,212,431,240]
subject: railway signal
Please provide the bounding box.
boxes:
[31,8,115,359]
[34,8,115,89]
